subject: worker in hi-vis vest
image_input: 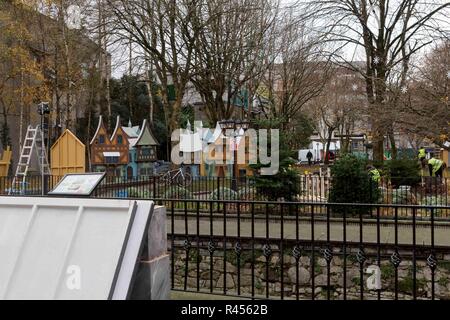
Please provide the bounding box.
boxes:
[428,158,447,178]
[418,147,427,171]
[367,165,381,184]
[418,148,426,161]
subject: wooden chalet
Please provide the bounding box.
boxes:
[50,130,86,176]
[90,116,130,176]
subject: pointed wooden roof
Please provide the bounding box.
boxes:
[51,129,85,150]
[90,115,108,145]
[135,119,159,146]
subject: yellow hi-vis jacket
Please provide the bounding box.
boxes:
[370,169,381,183]
[418,149,426,159]
[428,158,444,176]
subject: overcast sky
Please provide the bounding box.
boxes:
[106,0,449,79]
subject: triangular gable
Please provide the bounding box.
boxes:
[122,126,140,139]
[208,122,224,144]
[135,119,159,146]
[110,115,131,144]
[90,115,109,145]
[110,115,121,141]
[51,129,85,151]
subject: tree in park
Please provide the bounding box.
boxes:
[302,0,450,162]
[250,118,301,201]
[309,65,367,163]
[189,0,278,124]
[262,10,332,127]
[397,41,450,146]
[104,0,203,147]
[328,154,379,215]
[0,7,49,149]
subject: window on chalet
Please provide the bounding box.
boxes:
[105,156,119,164]
[138,147,156,161]
[99,135,105,144]
[117,135,123,145]
[141,148,154,156]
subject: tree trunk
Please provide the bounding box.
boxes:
[388,129,397,160]
[372,129,385,164]
[324,127,334,165]
[87,108,92,171]
[146,63,154,124]
[0,103,10,148]
[54,47,62,139]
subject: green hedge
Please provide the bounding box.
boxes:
[209,187,238,200]
[384,159,421,188]
[328,155,379,215]
[163,186,193,199]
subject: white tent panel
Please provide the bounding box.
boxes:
[0,197,153,300]
[112,201,153,300]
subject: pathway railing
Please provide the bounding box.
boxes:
[158,199,450,300]
[2,178,450,300]
[0,175,448,207]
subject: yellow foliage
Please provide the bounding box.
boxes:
[0,17,49,113]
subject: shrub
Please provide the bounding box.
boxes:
[391,186,417,205]
[209,187,238,200]
[384,159,421,188]
[249,117,301,201]
[328,154,379,215]
[251,160,301,201]
[163,186,193,199]
[238,187,267,201]
[127,187,150,198]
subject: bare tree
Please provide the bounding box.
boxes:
[309,65,366,163]
[397,41,450,146]
[189,0,278,124]
[302,0,450,162]
[105,0,204,154]
[262,12,332,128]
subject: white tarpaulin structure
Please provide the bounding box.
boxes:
[0,197,154,300]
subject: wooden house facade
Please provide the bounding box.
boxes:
[90,116,160,177]
[0,146,12,177]
[125,119,160,178]
[179,122,255,178]
[90,116,130,176]
[134,119,159,174]
[50,130,86,176]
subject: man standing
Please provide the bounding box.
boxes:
[428,158,447,178]
[367,165,381,184]
[418,147,427,167]
[307,150,313,166]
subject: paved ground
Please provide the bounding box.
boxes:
[168,216,450,246]
[170,291,248,300]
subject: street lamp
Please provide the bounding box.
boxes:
[38,102,50,195]
[219,118,250,191]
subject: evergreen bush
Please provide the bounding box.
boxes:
[249,118,301,201]
[328,155,379,215]
[163,186,193,199]
[127,187,150,198]
[384,159,421,188]
[209,187,238,200]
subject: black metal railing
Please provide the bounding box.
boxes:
[156,199,450,300]
[1,176,450,300]
[0,175,448,207]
